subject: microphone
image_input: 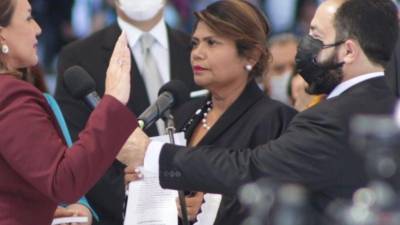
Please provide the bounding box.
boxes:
[138,80,189,130]
[63,66,101,110]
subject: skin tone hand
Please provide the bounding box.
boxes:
[176,192,204,222]
[53,204,92,225]
[122,128,150,185]
[104,32,132,105]
[116,128,149,166]
[122,128,150,168]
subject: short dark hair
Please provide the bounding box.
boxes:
[334,0,399,67]
[194,0,271,79]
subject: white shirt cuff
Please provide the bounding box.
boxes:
[143,140,165,176]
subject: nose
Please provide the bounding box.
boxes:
[33,19,42,36]
[191,43,205,62]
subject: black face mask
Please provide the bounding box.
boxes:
[295,35,345,95]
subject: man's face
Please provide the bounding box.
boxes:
[297,0,345,95]
[309,0,341,63]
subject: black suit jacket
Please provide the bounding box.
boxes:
[174,81,297,225]
[55,23,197,225]
[159,77,397,218]
[385,33,400,97]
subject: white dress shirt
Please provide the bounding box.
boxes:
[117,17,171,92]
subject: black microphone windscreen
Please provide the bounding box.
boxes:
[64,66,96,99]
[158,80,190,108]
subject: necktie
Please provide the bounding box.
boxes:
[140,32,165,134]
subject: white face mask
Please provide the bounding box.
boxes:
[269,71,292,105]
[118,0,165,21]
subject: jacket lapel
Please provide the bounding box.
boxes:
[198,81,265,145]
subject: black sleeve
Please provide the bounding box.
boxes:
[158,109,347,195]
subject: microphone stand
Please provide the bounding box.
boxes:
[163,109,190,225]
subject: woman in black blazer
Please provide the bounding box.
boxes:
[170,1,297,225]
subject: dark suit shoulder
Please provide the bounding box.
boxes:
[246,96,297,145]
[306,77,396,120]
[291,77,397,138]
[168,26,191,44]
[60,25,119,58]
[255,96,297,117]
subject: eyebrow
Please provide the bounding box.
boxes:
[192,36,217,41]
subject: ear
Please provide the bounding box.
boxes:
[341,39,359,64]
[244,48,262,67]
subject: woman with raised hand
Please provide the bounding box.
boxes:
[0,0,138,224]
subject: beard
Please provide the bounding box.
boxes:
[305,51,344,95]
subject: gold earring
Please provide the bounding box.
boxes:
[1,44,9,54]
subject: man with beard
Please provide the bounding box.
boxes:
[125,0,399,220]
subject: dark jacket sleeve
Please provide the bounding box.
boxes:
[158,107,347,195]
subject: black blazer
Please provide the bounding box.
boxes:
[174,81,297,225]
[385,33,400,97]
[159,77,397,219]
[55,23,197,225]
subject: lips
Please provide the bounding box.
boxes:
[193,65,207,73]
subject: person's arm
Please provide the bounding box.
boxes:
[0,34,136,204]
[56,35,135,222]
[0,84,136,202]
[157,109,345,194]
[125,105,345,195]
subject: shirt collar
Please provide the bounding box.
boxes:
[327,72,384,99]
[117,17,169,50]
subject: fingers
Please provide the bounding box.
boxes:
[124,166,143,185]
[54,206,74,218]
[110,32,129,66]
[105,32,131,104]
[175,193,204,222]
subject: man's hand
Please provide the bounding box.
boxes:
[176,192,204,221]
[117,127,150,167]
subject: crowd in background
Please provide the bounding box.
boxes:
[31,0,322,74]
[30,0,400,111]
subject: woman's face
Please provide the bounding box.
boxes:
[1,0,41,69]
[190,21,249,91]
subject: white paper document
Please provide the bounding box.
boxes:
[194,194,222,225]
[123,132,186,225]
[51,216,88,225]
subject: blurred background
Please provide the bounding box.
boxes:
[30,0,399,94]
